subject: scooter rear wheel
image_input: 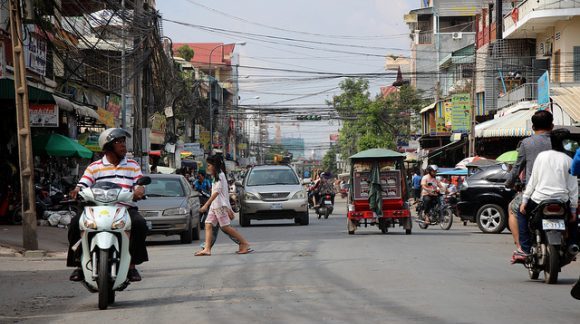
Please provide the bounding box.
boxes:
[98,249,111,310]
[544,245,560,284]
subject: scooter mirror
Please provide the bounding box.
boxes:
[136,176,152,186]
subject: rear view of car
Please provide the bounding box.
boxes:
[238,165,309,226]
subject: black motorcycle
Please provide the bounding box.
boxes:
[197,189,211,225]
[416,193,453,230]
[524,199,579,284]
[315,192,334,219]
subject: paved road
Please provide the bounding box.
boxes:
[1,201,579,323]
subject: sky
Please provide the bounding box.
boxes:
[156,0,416,156]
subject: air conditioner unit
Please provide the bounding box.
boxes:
[452,32,463,40]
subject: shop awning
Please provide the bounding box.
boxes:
[475,109,535,138]
[0,79,54,102]
[428,138,466,159]
[419,102,437,114]
[52,95,100,119]
[551,86,580,123]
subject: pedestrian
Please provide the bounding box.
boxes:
[412,170,422,202]
[195,155,252,256]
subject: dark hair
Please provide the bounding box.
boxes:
[531,110,553,131]
[550,128,571,152]
[206,155,227,182]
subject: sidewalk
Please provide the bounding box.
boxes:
[0,224,69,254]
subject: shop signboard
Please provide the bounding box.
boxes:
[97,107,115,128]
[23,25,47,76]
[30,104,58,127]
[150,112,166,145]
[451,93,471,132]
[199,131,210,150]
[78,131,101,152]
[106,95,121,118]
[537,71,550,109]
[444,101,453,128]
[436,117,448,134]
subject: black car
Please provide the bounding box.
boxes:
[457,164,516,234]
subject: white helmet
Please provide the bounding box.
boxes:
[98,128,131,150]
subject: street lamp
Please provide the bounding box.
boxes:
[208,42,246,155]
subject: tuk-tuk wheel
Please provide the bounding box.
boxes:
[348,230,355,235]
[347,218,357,235]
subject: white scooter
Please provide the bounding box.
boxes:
[73,177,150,310]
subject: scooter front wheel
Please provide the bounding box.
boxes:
[98,248,111,310]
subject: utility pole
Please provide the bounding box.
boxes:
[469,52,477,157]
[121,0,126,128]
[9,0,38,250]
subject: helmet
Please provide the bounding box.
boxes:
[426,165,439,173]
[98,128,131,150]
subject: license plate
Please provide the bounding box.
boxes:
[324,200,332,205]
[270,203,283,210]
[542,219,566,230]
[146,221,153,230]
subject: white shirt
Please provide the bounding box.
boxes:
[523,150,578,208]
[210,172,231,210]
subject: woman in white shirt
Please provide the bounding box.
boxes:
[195,156,252,256]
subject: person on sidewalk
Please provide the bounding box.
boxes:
[195,155,251,256]
[412,171,422,202]
[505,110,553,263]
[67,128,149,282]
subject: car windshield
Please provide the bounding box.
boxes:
[145,178,185,197]
[247,169,299,186]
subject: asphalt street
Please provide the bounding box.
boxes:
[1,200,579,324]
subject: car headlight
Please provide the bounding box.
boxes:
[244,192,260,201]
[111,209,127,229]
[292,190,307,200]
[92,188,121,203]
[163,207,188,216]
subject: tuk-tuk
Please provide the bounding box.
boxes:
[347,148,412,235]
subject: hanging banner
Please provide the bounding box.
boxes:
[150,112,167,145]
[537,71,550,109]
[97,107,115,128]
[451,93,471,133]
[30,104,58,127]
[444,101,453,129]
[23,25,47,76]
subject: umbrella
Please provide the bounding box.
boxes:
[368,162,383,218]
[496,150,518,163]
[32,134,93,159]
[456,156,486,169]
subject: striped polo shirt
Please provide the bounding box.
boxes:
[78,156,143,206]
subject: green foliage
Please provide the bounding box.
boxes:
[177,45,194,62]
[329,78,425,158]
[322,145,339,175]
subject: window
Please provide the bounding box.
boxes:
[554,50,561,83]
[145,178,185,197]
[574,47,580,82]
[247,169,299,186]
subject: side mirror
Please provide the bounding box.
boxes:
[136,176,152,186]
[235,181,243,187]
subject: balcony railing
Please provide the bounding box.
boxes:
[504,0,580,33]
[417,32,432,45]
[497,83,537,110]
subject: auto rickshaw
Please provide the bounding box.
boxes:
[347,148,412,235]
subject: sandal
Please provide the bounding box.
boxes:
[236,248,254,255]
[194,250,211,256]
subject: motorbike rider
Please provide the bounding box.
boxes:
[67,128,148,282]
[193,171,212,193]
[506,110,553,262]
[314,172,335,207]
[518,128,578,263]
[421,165,446,221]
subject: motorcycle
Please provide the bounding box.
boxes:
[229,180,240,213]
[197,189,211,225]
[416,192,453,230]
[315,192,334,219]
[73,176,151,310]
[524,200,579,284]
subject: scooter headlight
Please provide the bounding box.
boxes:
[92,188,121,203]
[83,208,97,229]
[111,208,127,229]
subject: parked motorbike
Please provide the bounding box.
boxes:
[524,199,579,284]
[315,192,335,219]
[229,180,240,213]
[416,193,453,230]
[73,176,151,310]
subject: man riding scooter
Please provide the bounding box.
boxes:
[68,128,149,282]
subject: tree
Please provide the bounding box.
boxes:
[177,45,194,62]
[322,145,339,175]
[329,78,425,157]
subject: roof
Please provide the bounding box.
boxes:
[420,102,437,114]
[475,108,535,138]
[552,86,580,123]
[172,43,236,68]
[349,148,405,160]
[251,165,293,170]
[380,86,398,98]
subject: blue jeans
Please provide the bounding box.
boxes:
[516,208,532,254]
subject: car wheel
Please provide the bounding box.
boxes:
[180,218,193,244]
[192,215,201,241]
[239,211,250,227]
[476,204,506,234]
[299,211,309,225]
